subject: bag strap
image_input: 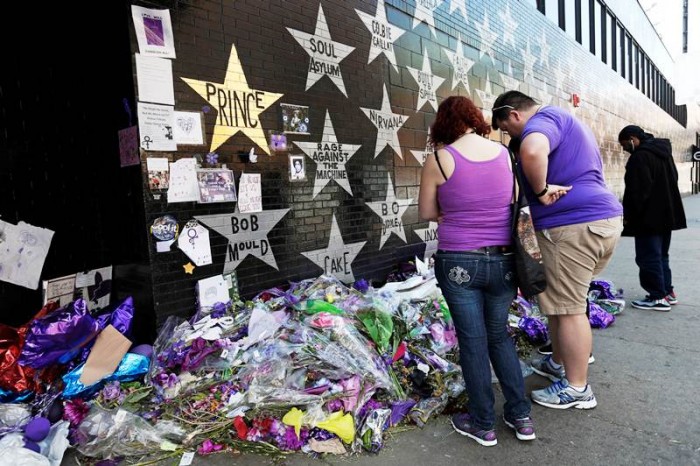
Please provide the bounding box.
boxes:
[434,149,448,181]
[503,144,529,208]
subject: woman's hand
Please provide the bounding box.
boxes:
[538,184,572,205]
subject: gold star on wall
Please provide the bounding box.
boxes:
[182,44,283,154]
[183,262,195,274]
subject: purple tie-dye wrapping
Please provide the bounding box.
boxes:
[518,316,549,345]
[588,302,615,328]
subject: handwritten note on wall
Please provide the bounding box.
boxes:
[237,173,262,213]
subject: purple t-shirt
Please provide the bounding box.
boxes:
[520,106,622,230]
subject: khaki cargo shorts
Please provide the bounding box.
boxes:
[536,217,623,316]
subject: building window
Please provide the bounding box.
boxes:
[608,13,616,69]
[545,0,559,25]
[589,0,596,55]
[619,25,626,78]
[580,0,590,51]
[593,0,602,59]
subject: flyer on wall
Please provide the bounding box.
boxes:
[196,169,237,203]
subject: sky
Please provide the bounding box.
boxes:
[639,0,700,103]
[638,0,700,57]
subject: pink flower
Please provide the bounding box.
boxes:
[197,439,223,455]
[63,399,90,427]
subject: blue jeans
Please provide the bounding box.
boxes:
[635,233,673,299]
[435,250,530,429]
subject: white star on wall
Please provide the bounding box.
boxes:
[287,4,356,97]
[522,39,537,83]
[443,34,475,94]
[449,0,467,21]
[366,173,413,249]
[414,221,438,261]
[361,85,408,158]
[196,207,290,272]
[293,111,361,199]
[498,3,518,49]
[407,49,445,111]
[413,0,444,37]
[356,0,406,71]
[410,148,431,166]
[181,45,283,154]
[409,129,433,166]
[499,60,521,91]
[474,76,497,118]
[301,214,367,283]
[538,29,551,68]
[535,80,552,105]
[553,62,567,96]
[475,12,499,62]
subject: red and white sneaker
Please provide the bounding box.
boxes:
[665,292,678,305]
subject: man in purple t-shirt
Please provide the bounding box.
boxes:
[491,91,623,410]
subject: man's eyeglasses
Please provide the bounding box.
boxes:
[491,104,515,113]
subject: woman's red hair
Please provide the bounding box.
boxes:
[429,96,490,146]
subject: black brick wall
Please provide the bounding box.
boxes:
[132,0,697,323]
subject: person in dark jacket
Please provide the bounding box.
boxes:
[618,125,687,311]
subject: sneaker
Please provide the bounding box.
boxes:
[503,416,536,441]
[665,291,678,305]
[531,378,597,410]
[531,355,565,382]
[450,413,497,446]
[537,343,552,355]
[631,297,671,312]
[539,343,595,364]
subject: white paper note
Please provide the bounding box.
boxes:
[137,103,177,151]
[167,158,199,203]
[131,5,176,58]
[237,173,262,213]
[178,223,212,266]
[135,54,175,105]
[173,111,204,145]
[197,274,230,310]
[0,220,55,290]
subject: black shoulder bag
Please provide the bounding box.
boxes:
[507,147,547,297]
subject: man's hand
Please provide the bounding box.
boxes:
[538,184,572,205]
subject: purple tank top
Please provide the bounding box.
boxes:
[436,145,513,251]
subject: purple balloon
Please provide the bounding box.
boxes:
[129,344,153,358]
[24,417,51,442]
[23,439,41,453]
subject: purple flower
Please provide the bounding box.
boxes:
[101,382,122,403]
[390,399,417,426]
[205,152,219,165]
[357,399,384,421]
[210,302,228,318]
[309,427,335,441]
[277,426,308,450]
[153,372,179,388]
[326,399,343,412]
[353,279,370,293]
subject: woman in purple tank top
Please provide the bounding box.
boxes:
[418,96,534,446]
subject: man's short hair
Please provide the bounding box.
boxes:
[491,91,538,130]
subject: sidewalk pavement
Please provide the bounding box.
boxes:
[63,196,700,466]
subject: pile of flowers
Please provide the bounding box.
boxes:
[0,263,624,464]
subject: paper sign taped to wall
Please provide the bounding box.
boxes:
[237,173,262,213]
[43,274,77,307]
[0,219,55,290]
[79,325,132,386]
